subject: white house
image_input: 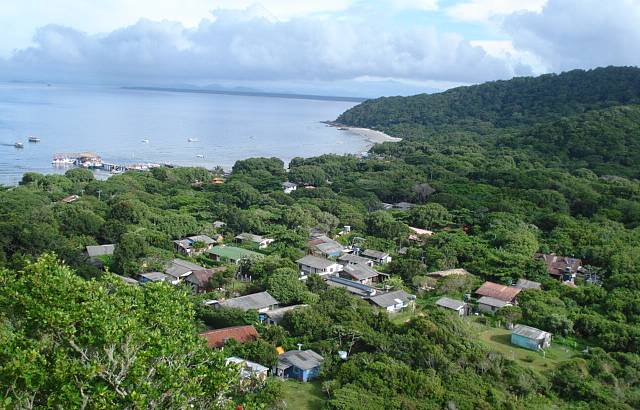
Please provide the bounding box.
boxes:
[296,255,342,278]
[282,181,298,194]
[361,249,392,265]
[435,297,467,316]
[368,290,414,312]
[235,233,275,249]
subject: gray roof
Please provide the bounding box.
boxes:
[368,290,413,308]
[341,264,380,281]
[165,258,206,279]
[139,272,169,282]
[297,255,338,269]
[435,297,466,311]
[337,253,373,265]
[220,291,279,311]
[226,357,269,376]
[515,279,542,290]
[86,244,115,257]
[477,296,511,308]
[327,276,377,297]
[265,305,308,323]
[313,241,344,255]
[362,249,389,260]
[282,182,297,188]
[278,349,324,371]
[235,233,268,243]
[188,235,216,245]
[512,324,551,340]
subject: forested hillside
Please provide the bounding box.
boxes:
[337,66,640,129]
[1,67,640,409]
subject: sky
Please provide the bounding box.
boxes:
[0,0,638,97]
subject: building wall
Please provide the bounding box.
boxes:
[511,333,542,351]
[478,303,500,314]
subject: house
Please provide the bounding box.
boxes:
[337,253,375,267]
[200,325,259,348]
[408,227,434,241]
[211,177,225,185]
[475,281,521,303]
[184,267,226,293]
[368,290,414,312]
[61,194,80,203]
[327,276,378,298]
[234,233,274,249]
[308,234,345,258]
[435,297,467,316]
[138,271,170,284]
[264,305,308,325]
[296,255,342,277]
[392,202,415,211]
[536,253,582,282]
[361,249,392,265]
[217,291,279,315]
[208,245,264,264]
[515,279,542,290]
[213,221,226,229]
[511,324,552,350]
[274,349,324,382]
[340,263,384,285]
[282,181,298,194]
[226,357,269,381]
[427,268,470,278]
[173,235,217,256]
[477,296,512,314]
[164,259,207,282]
[86,244,115,258]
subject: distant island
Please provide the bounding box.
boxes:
[122,86,368,103]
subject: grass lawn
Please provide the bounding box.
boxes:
[280,379,325,410]
[475,325,576,373]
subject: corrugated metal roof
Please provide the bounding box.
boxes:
[220,291,279,311]
[477,296,511,308]
[369,290,413,307]
[297,255,337,269]
[341,264,379,281]
[200,325,259,348]
[475,281,521,302]
[362,249,389,260]
[512,324,551,340]
[86,244,115,257]
[515,279,542,290]
[435,297,466,310]
[278,349,324,370]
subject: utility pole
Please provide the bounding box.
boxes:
[97,189,102,201]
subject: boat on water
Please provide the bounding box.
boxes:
[187,137,199,142]
[142,139,149,143]
[14,142,24,148]
[52,157,74,165]
[338,127,348,131]
[196,154,204,158]
[28,136,41,143]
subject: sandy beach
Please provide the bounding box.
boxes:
[324,122,402,144]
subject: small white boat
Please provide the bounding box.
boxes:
[14,142,24,148]
[187,137,199,142]
[196,154,204,158]
[28,136,41,143]
[142,139,149,143]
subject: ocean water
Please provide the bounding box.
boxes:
[0,83,364,185]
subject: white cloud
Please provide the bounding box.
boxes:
[0,6,523,86]
[447,0,547,22]
[504,0,640,71]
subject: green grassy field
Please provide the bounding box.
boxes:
[476,325,576,372]
[280,380,325,410]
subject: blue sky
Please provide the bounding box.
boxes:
[0,0,637,97]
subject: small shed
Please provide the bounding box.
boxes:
[435,297,467,316]
[511,324,552,350]
[275,349,324,382]
[477,296,511,314]
[368,290,414,312]
[361,249,392,265]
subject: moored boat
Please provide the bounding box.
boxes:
[14,142,24,148]
[28,136,41,143]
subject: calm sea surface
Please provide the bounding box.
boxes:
[0,83,364,185]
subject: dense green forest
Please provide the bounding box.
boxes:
[1,67,640,409]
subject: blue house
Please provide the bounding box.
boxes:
[511,324,552,351]
[274,349,324,382]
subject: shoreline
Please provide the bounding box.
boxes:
[323,121,402,145]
